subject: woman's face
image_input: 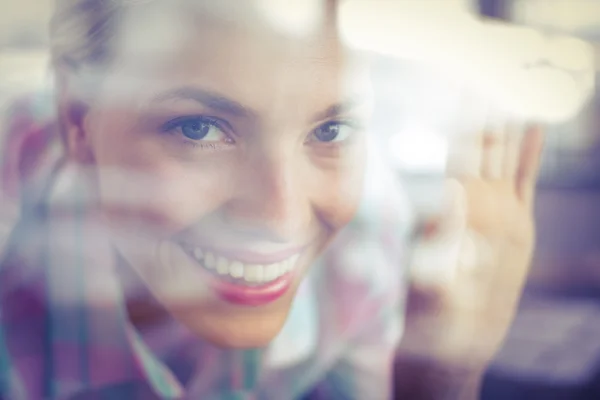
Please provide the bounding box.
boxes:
[72,2,371,348]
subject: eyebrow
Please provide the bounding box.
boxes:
[313,99,365,122]
[151,86,365,122]
[150,87,256,118]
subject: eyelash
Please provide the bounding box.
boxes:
[160,116,234,149]
[160,116,362,150]
[307,120,361,145]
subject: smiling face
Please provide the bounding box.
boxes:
[66,1,371,348]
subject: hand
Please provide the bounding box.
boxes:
[399,122,545,371]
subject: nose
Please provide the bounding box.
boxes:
[223,147,310,242]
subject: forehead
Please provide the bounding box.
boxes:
[99,1,370,113]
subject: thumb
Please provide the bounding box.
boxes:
[516,126,544,206]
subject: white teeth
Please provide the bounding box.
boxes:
[245,265,263,283]
[244,266,254,282]
[204,252,216,269]
[230,261,244,278]
[265,263,279,281]
[216,256,228,272]
[186,246,301,284]
[254,265,264,282]
[278,262,287,276]
[217,260,229,275]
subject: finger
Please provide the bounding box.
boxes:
[516,125,544,205]
[480,116,507,180]
[446,132,482,179]
[503,121,523,179]
[447,95,487,178]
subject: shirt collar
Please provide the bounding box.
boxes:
[42,204,184,399]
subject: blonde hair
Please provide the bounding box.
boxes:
[49,0,124,78]
[49,0,339,74]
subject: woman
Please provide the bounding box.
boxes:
[0,1,543,399]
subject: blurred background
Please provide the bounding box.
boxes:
[1,0,599,398]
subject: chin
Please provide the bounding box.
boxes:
[118,229,322,348]
[209,330,277,349]
[169,294,295,349]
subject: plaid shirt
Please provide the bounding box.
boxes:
[0,94,412,399]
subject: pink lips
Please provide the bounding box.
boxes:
[210,273,295,306]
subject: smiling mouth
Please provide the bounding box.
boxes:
[179,243,301,286]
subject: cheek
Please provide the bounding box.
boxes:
[311,152,366,232]
[99,167,227,233]
[91,136,234,235]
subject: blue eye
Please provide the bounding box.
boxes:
[163,117,229,142]
[312,122,353,143]
[181,120,212,140]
